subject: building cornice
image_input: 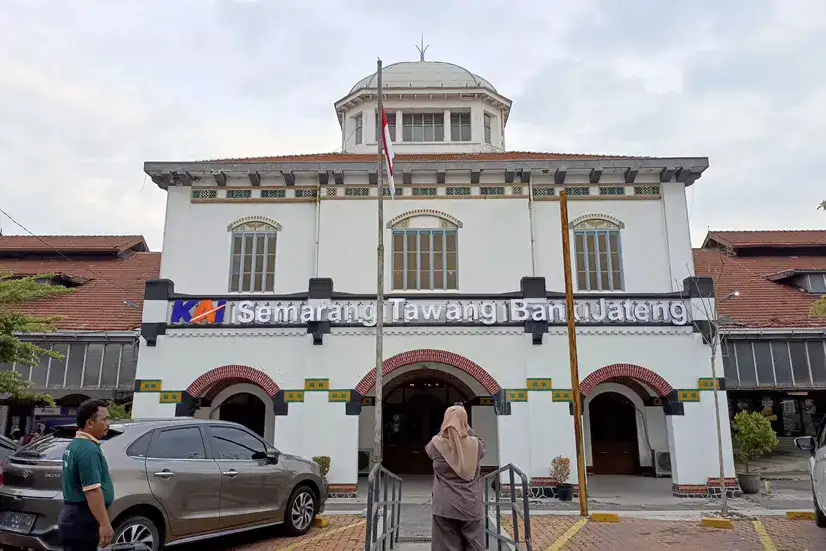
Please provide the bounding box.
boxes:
[18,330,139,342]
[722,327,826,337]
[145,157,709,191]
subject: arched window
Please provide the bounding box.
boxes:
[571,215,624,291]
[227,218,280,292]
[389,211,460,290]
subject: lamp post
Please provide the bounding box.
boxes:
[710,290,738,516]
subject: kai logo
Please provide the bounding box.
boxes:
[170,300,227,324]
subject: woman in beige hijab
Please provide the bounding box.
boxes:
[425,405,486,551]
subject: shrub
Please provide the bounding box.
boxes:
[550,456,571,485]
[313,456,331,478]
[733,410,778,473]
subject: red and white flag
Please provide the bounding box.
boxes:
[380,107,396,199]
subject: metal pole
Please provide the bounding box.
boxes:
[372,59,385,469]
[559,190,589,517]
[710,289,729,515]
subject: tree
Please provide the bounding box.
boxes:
[733,410,778,473]
[0,272,74,405]
[106,401,131,420]
[819,200,826,211]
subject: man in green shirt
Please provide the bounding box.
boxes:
[57,399,115,551]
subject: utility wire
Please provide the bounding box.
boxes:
[0,207,142,296]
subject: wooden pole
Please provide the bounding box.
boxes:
[371,59,385,470]
[559,189,588,517]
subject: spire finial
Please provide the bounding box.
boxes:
[415,34,429,62]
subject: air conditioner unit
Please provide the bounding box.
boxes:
[654,451,672,477]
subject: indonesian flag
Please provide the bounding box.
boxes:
[380,107,396,199]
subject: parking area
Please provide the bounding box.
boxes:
[502,515,826,550]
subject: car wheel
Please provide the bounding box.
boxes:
[284,485,317,536]
[113,514,161,551]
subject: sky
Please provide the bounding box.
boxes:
[0,0,824,251]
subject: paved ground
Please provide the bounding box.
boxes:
[177,516,366,551]
[502,515,826,550]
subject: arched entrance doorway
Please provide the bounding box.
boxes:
[217,392,266,437]
[382,370,473,474]
[589,392,639,475]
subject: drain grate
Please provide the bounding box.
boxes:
[396,536,432,543]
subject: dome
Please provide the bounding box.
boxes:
[349,61,497,94]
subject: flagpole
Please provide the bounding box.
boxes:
[372,58,385,470]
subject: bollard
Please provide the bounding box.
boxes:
[764,480,771,495]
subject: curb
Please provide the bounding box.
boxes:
[590,513,619,523]
[785,511,816,520]
[313,516,330,528]
[700,517,733,529]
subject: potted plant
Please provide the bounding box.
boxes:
[312,456,331,480]
[551,456,574,501]
[733,411,778,494]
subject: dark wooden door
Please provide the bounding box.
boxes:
[589,392,638,475]
[384,393,447,473]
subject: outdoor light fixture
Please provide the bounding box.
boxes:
[123,299,139,309]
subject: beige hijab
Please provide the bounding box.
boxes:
[430,405,479,481]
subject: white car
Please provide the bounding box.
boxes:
[796,425,826,528]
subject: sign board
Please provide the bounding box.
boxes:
[168,297,690,327]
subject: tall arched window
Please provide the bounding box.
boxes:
[228,218,280,292]
[572,215,624,291]
[389,211,460,290]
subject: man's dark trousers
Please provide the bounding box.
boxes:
[58,502,99,551]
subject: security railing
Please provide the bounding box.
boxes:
[364,463,403,551]
[483,464,532,551]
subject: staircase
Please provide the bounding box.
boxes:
[364,465,532,551]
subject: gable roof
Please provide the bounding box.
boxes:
[692,248,826,329]
[703,230,826,251]
[0,235,148,256]
[0,246,161,332]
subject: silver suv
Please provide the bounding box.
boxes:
[796,418,826,528]
[0,418,327,551]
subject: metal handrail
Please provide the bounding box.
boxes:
[364,462,403,551]
[483,464,532,551]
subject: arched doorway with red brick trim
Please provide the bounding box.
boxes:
[186,365,280,443]
[356,349,501,476]
[581,364,673,479]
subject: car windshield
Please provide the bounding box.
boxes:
[14,426,123,461]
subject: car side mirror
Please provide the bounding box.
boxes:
[795,436,816,454]
[266,449,280,464]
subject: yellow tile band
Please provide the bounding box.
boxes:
[677,389,701,402]
[137,380,162,392]
[159,391,182,404]
[328,390,351,402]
[305,379,330,391]
[505,389,528,402]
[284,390,305,402]
[526,378,552,390]
[552,389,574,402]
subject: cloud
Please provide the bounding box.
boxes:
[0,0,823,249]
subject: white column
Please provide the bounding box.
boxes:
[395,109,403,142]
[443,109,451,142]
[667,391,736,494]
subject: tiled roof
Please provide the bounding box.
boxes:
[0,235,148,254]
[704,230,826,249]
[201,151,658,163]
[0,252,161,331]
[692,248,826,329]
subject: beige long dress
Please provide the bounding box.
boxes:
[425,430,487,551]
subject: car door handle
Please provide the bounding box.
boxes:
[222,469,239,478]
[153,471,174,479]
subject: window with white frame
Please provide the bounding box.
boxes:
[573,218,624,291]
[402,113,444,142]
[451,112,471,141]
[376,111,396,142]
[229,219,279,292]
[483,113,492,144]
[391,215,458,290]
[354,114,363,145]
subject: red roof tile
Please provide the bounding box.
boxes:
[704,230,826,249]
[201,151,659,163]
[0,235,148,255]
[693,248,826,329]
[0,252,161,331]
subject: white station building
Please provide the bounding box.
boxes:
[134,57,737,498]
